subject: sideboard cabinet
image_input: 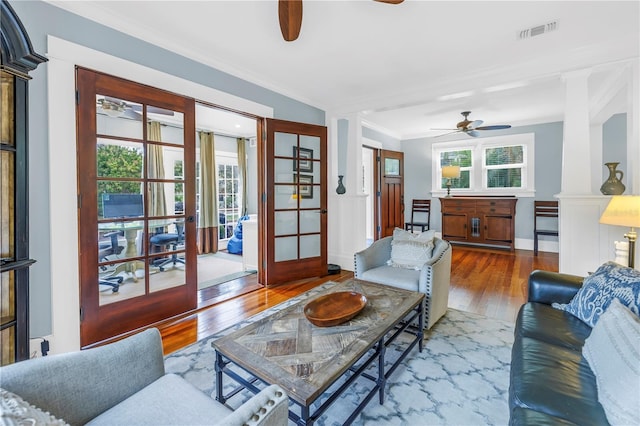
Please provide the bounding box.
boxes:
[439,197,517,251]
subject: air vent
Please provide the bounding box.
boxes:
[518,21,558,40]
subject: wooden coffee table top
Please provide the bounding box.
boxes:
[212,279,424,405]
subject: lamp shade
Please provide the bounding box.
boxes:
[599,195,640,228]
[442,165,461,179]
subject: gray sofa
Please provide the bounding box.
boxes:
[0,328,289,426]
[354,236,452,329]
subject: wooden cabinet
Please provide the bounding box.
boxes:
[440,197,517,250]
[0,0,47,365]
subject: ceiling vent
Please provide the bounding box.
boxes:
[518,21,558,40]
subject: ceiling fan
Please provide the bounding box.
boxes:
[97,97,174,120]
[433,111,512,138]
[278,0,403,42]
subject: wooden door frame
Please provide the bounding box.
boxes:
[378,149,405,238]
[77,68,197,347]
[261,118,328,286]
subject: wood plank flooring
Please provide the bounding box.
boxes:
[158,246,559,355]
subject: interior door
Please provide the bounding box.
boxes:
[378,149,404,238]
[263,119,327,286]
[76,68,196,347]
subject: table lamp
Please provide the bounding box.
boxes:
[599,195,640,268]
[442,165,461,197]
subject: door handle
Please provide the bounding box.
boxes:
[187,216,195,223]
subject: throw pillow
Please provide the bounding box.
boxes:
[552,261,640,327]
[0,388,69,426]
[582,299,640,426]
[387,227,436,270]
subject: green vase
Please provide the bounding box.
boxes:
[600,162,625,195]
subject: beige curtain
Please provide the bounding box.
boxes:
[237,137,248,216]
[197,131,218,254]
[147,121,166,217]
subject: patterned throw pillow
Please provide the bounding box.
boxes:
[553,261,640,327]
[583,299,640,426]
[387,227,436,270]
[0,388,69,426]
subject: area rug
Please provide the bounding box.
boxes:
[165,282,514,425]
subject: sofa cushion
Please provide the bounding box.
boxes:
[583,299,640,426]
[509,336,608,426]
[359,265,421,292]
[515,303,592,351]
[387,228,435,270]
[0,388,69,426]
[87,374,231,425]
[552,261,640,327]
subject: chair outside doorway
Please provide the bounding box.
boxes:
[534,200,559,255]
[405,199,431,232]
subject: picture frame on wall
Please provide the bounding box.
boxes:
[295,174,313,199]
[293,147,313,173]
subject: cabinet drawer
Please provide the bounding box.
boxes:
[476,200,514,214]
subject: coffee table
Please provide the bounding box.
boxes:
[212,279,425,425]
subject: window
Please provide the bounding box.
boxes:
[432,133,534,196]
[216,153,241,241]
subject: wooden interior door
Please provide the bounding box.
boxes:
[378,150,404,238]
[262,119,327,286]
[77,68,197,347]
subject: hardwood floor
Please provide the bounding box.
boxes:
[158,246,559,355]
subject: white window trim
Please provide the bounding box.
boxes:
[431,133,535,197]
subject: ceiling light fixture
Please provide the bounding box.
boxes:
[98,99,126,118]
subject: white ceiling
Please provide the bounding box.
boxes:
[48,0,639,140]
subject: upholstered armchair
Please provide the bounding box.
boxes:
[354,234,452,330]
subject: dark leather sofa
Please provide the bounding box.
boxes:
[509,270,609,425]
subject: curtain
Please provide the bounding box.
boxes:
[147,121,166,217]
[197,131,218,254]
[237,137,248,216]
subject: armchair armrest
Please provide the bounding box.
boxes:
[354,236,392,277]
[220,384,289,426]
[527,270,584,305]
[419,239,452,329]
[0,328,165,425]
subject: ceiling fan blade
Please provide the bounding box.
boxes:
[374,0,404,3]
[434,130,462,138]
[122,109,142,121]
[466,130,481,137]
[279,0,302,42]
[131,104,174,116]
[475,125,512,130]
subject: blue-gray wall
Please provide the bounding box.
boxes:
[402,122,565,240]
[10,0,324,338]
[402,116,627,242]
[602,113,628,188]
[362,126,401,151]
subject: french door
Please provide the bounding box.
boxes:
[263,119,327,285]
[378,149,404,238]
[76,68,196,347]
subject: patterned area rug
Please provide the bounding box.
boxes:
[165,282,514,425]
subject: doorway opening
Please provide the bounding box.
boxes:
[192,103,260,303]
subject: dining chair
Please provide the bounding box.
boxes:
[405,199,431,232]
[534,200,559,255]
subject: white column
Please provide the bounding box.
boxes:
[560,69,592,195]
[326,114,368,270]
[627,60,640,194]
[590,124,603,193]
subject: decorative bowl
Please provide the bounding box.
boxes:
[303,291,367,327]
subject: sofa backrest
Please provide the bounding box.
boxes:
[0,328,165,424]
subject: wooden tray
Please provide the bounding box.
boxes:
[304,291,367,327]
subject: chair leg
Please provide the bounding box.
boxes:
[534,234,539,256]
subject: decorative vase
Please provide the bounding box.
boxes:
[600,162,625,195]
[336,175,346,194]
